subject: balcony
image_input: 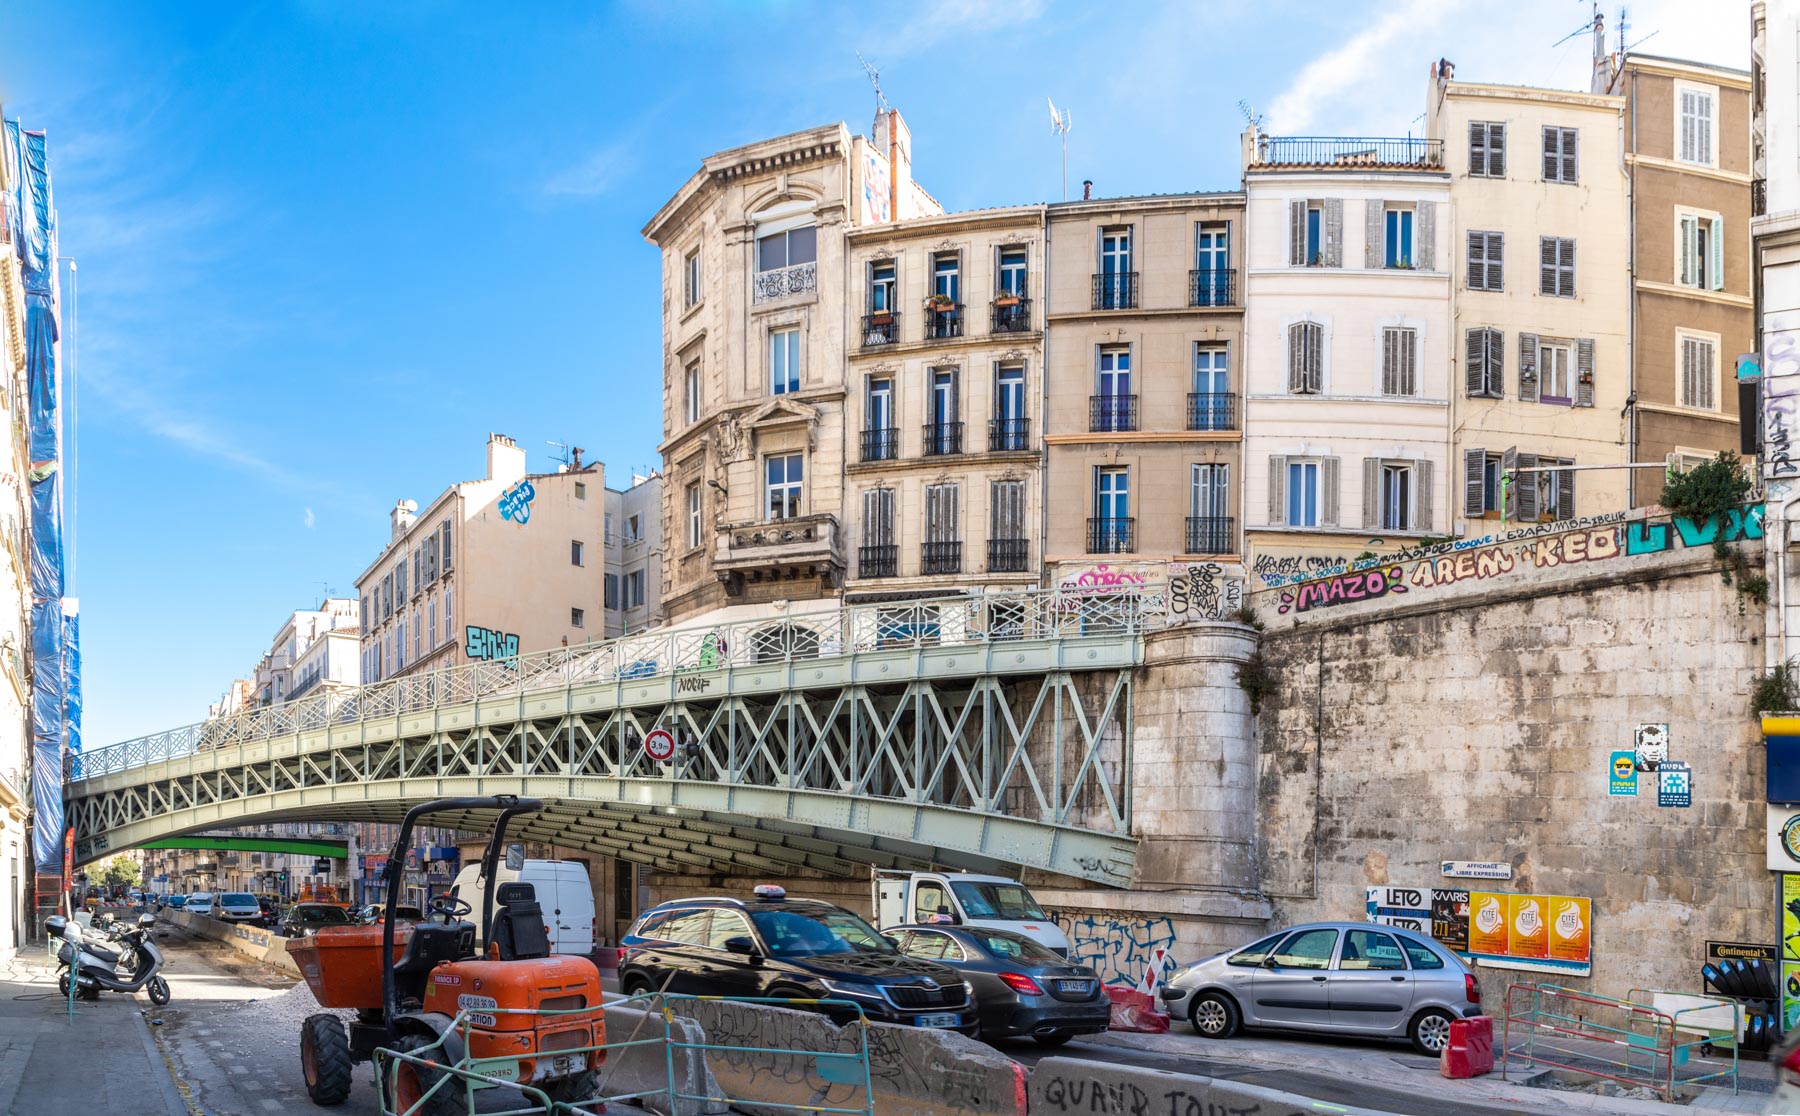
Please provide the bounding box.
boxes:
[991,296,1032,333]
[1187,392,1238,432]
[1755,178,1768,218]
[921,541,963,575]
[1090,394,1137,433]
[713,513,844,594]
[861,427,898,462]
[753,261,818,304]
[923,421,963,457]
[1087,517,1135,554]
[989,417,1031,452]
[1250,135,1443,170]
[858,544,897,579]
[925,303,965,339]
[1092,273,1138,310]
[1189,268,1236,307]
[861,312,900,348]
[988,538,1030,573]
[1185,516,1235,555]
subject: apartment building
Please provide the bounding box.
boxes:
[1599,51,1755,503]
[0,126,33,956]
[251,598,359,706]
[1428,63,1632,526]
[356,433,606,679]
[844,204,1045,596]
[1042,193,1245,590]
[1240,130,1453,568]
[605,471,664,637]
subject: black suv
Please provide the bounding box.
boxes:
[620,887,976,1034]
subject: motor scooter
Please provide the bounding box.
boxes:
[45,913,171,1005]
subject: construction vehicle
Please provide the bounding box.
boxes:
[296,882,352,908]
[287,796,605,1113]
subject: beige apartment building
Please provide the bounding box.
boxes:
[1601,52,1754,503]
[0,132,33,955]
[843,205,1045,596]
[1042,193,1245,591]
[1429,63,1632,526]
[605,471,664,636]
[357,433,607,678]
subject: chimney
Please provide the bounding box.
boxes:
[486,432,527,485]
[1082,179,1093,200]
[873,109,916,218]
[390,499,418,542]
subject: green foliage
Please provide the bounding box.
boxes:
[1661,453,1751,523]
[92,855,140,890]
[1752,662,1798,716]
[1238,653,1274,715]
[1228,605,1264,631]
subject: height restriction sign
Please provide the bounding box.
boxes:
[644,728,677,762]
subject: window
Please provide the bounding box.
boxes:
[686,482,703,548]
[1678,213,1725,291]
[769,327,800,394]
[1195,223,1229,273]
[1193,345,1230,430]
[1190,464,1230,554]
[995,363,1025,422]
[861,487,896,577]
[443,589,452,643]
[574,482,586,500]
[1095,346,1133,431]
[413,611,421,661]
[1541,126,1578,183]
[1269,455,1338,528]
[570,540,585,567]
[927,368,959,454]
[1399,938,1444,969]
[1271,929,1339,970]
[1287,460,1319,527]
[1538,339,1573,402]
[626,570,646,609]
[683,248,701,308]
[924,484,960,568]
[571,607,585,629]
[1467,231,1503,291]
[990,479,1026,549]
[1226,933,1289,967]
[1380,462,1412,531]
[604,513,614,544]
[684,361,701,424]
[1095,466,1129,517]
[1339,930,1406,971]
[1289,198,1342,267]
[998,246,1028,296]
[1305,203,1323,262]
[1539,236,1575,298]
[1679,85,1716,166]
[756,224,816,272]
[625,514,642,542]
[1465,327,1504,398]
[1462,449,1507,517]
[605,573,619,610]
[1288,321,1323,394]
[1468,121,1506,177]
[869,260,896,311]
[1538,457,1576,522]
[440,520,453,573]
[1381,327,1417,396]
[1100,227,1132,274]
[1680,333,1718,410]
[427,598,436,647]
[932,252,961,303]
[395,558,407,603]
[766,454,803,520]
[707,910,754,951]
[1385,207,1414,268]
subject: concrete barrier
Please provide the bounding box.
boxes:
[594,1002,724,1116]
[1029,1056,1358,1116]
[156,909,300,974]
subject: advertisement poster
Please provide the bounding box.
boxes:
[1432,889,1471,952]
[1508,894,1550,959]
[1549,897,1592,963]
[1784,875,1800,1030]
[1470,892,1509,955]
[1609,751,1638,796]
[1467,890,1593,975]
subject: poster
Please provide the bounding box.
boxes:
[1468,889,1592,975]
[1432,888,1470,952]
[1609,751,1638,796]
[1658,760,1692,808]
[1508,894,1549,959]
[1549,897,1592,963]
[1470,892,1509,955]
[1784,875,1800,1030]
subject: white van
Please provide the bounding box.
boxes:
[873,871,1071,955]
[448,859,595,957]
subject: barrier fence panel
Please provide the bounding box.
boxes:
[1500,982,1740,1101]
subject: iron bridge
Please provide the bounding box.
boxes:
[67,590,1152,885]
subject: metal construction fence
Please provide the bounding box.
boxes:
[1500,982,1740,1100]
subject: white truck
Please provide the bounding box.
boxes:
[872,870,1070,955]
[447,858,597,957]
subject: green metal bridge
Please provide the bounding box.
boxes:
[67,591,1150,885]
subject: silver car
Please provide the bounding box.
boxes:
[1159,921,1483,1055]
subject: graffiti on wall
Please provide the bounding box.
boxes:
[1168,562,1243,620]
[1049,909,1177,986]
[1766,311,1800,480]
[498,479,537,525]
[1056,563,1157,593]
[464,625,520,666]
[1268,505,1764,615]
[1256,512,1631,588]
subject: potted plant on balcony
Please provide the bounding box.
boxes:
[993,289,1022,308]
[925,293,956,311]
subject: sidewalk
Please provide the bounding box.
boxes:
[0,945,187,1116]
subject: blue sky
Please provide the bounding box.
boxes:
[0,1,1746,745]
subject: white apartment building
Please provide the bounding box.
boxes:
[253,598,359,706]
[605,472,664,637]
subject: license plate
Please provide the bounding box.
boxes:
[533,1054,583,1082]
[913,1012,961,1029]
[1057,979,1094,993]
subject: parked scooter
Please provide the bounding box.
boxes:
[45,913,170,1005]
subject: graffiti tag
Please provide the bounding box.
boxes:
[498,479,537,525]
[1049,910,1177,986]
[465,625,520,666]
[1169,562,1244,620]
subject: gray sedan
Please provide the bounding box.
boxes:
[886,925,1109,1046]
[1159,921,1483,1055]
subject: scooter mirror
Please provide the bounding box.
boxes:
[505,844,525,872]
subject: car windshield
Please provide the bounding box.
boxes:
[749,908,894,958]
[222,893,256,906]
[974,931,1062,962]
[949,881,1047,920]
[295,906,352,924]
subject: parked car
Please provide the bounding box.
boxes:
[620,885,977,1034]
[166,895,188,910]
[355,903,423,924]
[875,872,1070,955]
[215,892,262,924]
[185,892,217,918]
[280,901,356,938]
[1160,922,1483,1055]
[886,924,1108,1046]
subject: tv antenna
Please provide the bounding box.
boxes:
[1048,98,1072,201]
[546,440,572,468]
[1551,0,1601,49]
[857,52,889,116]
[1236,99,1264,131]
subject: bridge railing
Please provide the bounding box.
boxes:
[72,586,1167,781]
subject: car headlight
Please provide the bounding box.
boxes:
[817,979,883,1000]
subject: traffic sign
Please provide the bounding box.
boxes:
[644,727,677,762]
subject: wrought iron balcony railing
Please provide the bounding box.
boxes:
[925,304,964,339]
[921,541,963,575]
[989,417,1031,452]
[923,421,963,457]
[862,312,900,347]
[991,297,1032,333]
[1092,273,1138,310]
[1090,394,1137,433]
[861,427,898,462]
[988,538,1030,573]
[753,261,818,304]
[1185,516,1235,555]
[1187,392,1238,432]
[1087,517,1135,554]
[1754,178,1768,218]
[858,543,897,579]
[1189,268,1236,307]
[1251,136,1443,169]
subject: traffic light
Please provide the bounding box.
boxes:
[278,871,288,884]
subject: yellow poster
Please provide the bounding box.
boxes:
[1783,876,1800,1029]
[1508,894,1549,959]
[1469,892,1509,956]
[1548,896,1591,963]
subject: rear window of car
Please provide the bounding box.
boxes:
[222,893,256,906]
[976,932,1060,962]
[295,906,351,923]
[1398,937,1445,969]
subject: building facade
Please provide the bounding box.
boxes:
[0,127,32,956]
[1043,192,1245,593]
[252,598,359,707]
[356,433,607,679]
[1240,130,1454,571]
[605,472,664,637]
[1429,65,1633,526]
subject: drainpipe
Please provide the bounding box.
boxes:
[1627,70,1640,508]
[1040,204,1052,586]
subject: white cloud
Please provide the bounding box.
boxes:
[544,141,636,198]
[1267,0,1466,133]
[860,0,1047,58]
[303,507,316,529]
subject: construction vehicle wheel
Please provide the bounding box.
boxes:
[382,1033,461,1116]
[545,1068,601,1107]
[300,1013,354,1106]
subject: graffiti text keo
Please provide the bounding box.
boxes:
[465,625,520,668]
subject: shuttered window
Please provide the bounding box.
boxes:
[1679,87,1715,166]
[990,480,1025,540]
[1381,328,1417,397]
[862,488,894,546]
[1680,335,1717,410]
[1468,121,1506,177]
[925,484,960,544]
[1542,126,1578,184]
[1539,236,1575,297]
[1467,231,1503,291]
[1288,322,1324,394]
[1678,213,1725,291]
[1465,327,1504,398]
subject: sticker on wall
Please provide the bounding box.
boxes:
[1634,723,1670,772]
[1657,760,1692,808]
[1768,805,1800,871]
[1609,751,1639,796]
[1441,860,1512,880]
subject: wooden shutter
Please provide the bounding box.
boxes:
[1306,324,1323,392]
[990,480,1023,541]
[1268,456,1287,525]
[1558,238,1576,297]
[1289,201,1306,266]
[1519,332,1539,402]
[1710,216,1725,291]
[1415,459,1433,532]
[1484,232,1503,290]
[1488,123,1506,177]
[1465,329,1486,397]
[1365,200,1384,269]
[863,488,893,546]
[1416,201,1436,270]
[1542,127,1559,181]
[1383,330,1399,395]
[1324,198,1343,267]
[1288,325,1304,392]
[1575,338,1595,407]
[1561,128,1578,183]
[1463,448,1487,517]
[1679,216,1696,286]
[1400,329,1416,395]
[1468,122,1488,176]
[1321,457,1340,527]
[1466,231,1485,289]
[1557,466,1576,522]
[925,484,958,544]
[1485,329,1505,396]
[1516,452,1540,521]
[1539,237,1557,295]
[1362,457,1381,529]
